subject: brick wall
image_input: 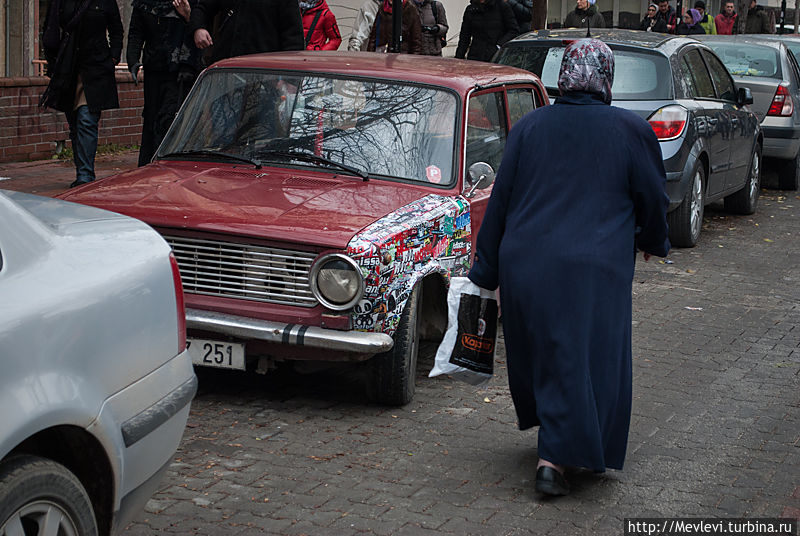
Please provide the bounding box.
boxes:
[0,73,143,163]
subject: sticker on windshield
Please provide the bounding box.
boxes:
[426,165,442,183]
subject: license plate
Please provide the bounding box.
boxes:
[187,338,246,370]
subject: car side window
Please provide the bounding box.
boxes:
[702,50,736,101]
[683,49,716,99]
[466,91,508,173]
[506,88,536,127]
[786,49,800,87]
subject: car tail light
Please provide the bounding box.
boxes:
[648,105,688,141]
[169,252,187,352]
[767,84,794,116]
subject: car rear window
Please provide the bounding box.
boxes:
[495,44,672,100]
[705,43,781,78]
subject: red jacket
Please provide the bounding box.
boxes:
[302,1,342,50]
[714,11,737,34]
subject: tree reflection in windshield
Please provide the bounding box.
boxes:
[159,70,458,185]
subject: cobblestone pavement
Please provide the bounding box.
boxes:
[2,155,798,535]
[121,192,799,536]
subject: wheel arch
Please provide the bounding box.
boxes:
[418,272,449,342]
[696,151,710,196]
[5,425,115,536]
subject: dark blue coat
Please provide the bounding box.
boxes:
[468,91,670,472]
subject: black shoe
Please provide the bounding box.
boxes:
[535,466,570,496]
[69,179,92,188]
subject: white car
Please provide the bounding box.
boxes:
[0,190,196,535]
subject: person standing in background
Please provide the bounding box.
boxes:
[348,0,381,50]
[367,0,423,54]
[745,0,771,33]
[563,0,605,29]
[455,0,519,62]
[655,0,677,33]
[468,38,670,497]
[638,3,668,32]
[40,0,123,188]
[127,0,202,167]
[676,8,706,34]
[694,0,717,34]
[190,0,304,63]
[301,0,342,50]
[415,0,448,56]
[715,0,738,34]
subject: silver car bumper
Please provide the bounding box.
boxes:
[186,308,394,354]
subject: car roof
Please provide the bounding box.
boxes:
[506,28,700,55]
[694,34,787,51]
[210,51,540,93]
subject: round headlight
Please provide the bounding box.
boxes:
[309,254,364,310]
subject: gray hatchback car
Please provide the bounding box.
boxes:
[495,29,763,247]
[697,34,800,190]
[0,191,196,535]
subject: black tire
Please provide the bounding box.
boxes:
[367,285,422,406]
[724,144,761,214]
[668,162,705,248]
[0,455,98,536]
[777,150,800,190]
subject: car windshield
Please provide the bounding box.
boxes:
[705,43,781,78]
[158,69,459,184]
[495,44,672,100]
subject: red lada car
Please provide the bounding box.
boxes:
[61,52,547,405]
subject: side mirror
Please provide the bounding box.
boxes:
[738,86,754,106]
[465,162,496,198]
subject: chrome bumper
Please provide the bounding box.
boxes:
[186,309,394,354]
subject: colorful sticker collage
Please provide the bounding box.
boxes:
[347,194,473,336]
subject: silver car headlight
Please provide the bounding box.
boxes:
[309,254,364,310]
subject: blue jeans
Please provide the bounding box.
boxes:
[65,105,101,184]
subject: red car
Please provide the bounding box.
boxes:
[60,51,547,405]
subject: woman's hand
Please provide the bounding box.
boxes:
[194,28,213,49]
[173,0,191,21]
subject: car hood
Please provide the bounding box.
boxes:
[59,163,439,249]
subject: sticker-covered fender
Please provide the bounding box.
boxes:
[346,194,472,336]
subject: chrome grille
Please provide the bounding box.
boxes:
[164,235,318,307]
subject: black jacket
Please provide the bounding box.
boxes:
[189,0,304,64]
[507,0,533,33]
[127,0,202,73]
[455,0,519,62]
[638,15,668,32]
[676,22,706,34]
[563,5,605,28]
[41,0,123,113]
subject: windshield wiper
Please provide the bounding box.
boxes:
[158,149,262,169]
[258,150,370,181]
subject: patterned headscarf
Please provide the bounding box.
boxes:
[557,39,615,104]
[299,0,323,12]
[687,8,703,25]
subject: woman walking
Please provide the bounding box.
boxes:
[468,39,670,496]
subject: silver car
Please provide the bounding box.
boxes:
[0,191,196,535]
[697,35,800,190]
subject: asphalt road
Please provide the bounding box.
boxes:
[118,191,799,535]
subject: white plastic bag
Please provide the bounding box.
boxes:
[429,277,498,387]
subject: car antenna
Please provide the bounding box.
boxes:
[586,19,591,38]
